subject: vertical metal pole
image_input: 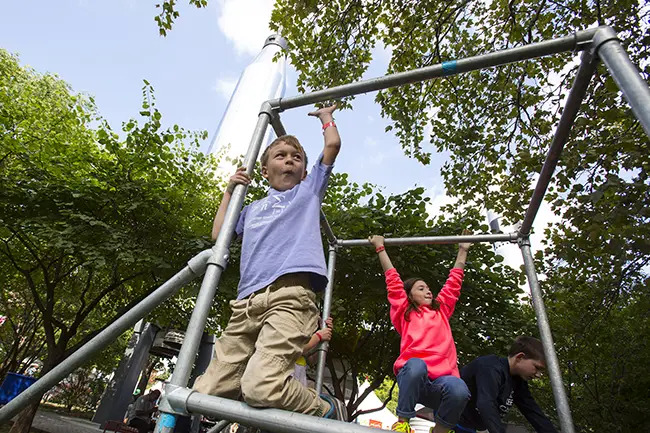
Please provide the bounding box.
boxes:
[155,108,273,433]
[519,238,575,433]
[315,245,337,394]
[593,26,650,137]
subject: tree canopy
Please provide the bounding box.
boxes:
[0,49,222,432]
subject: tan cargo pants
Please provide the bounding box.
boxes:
[192,273,330,416]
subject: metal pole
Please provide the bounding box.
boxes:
[272,28,600,111]
[315,245,337,394]
[338,232,517,248]
[270,109,288,137]
[320,210,337,244]
[519,238,575,433]
[206,419,230,433]
[0,249,211,424]
[155,107,272,433]
[519,49,598,235]
[170,390,380,433]
[593,26,650,137]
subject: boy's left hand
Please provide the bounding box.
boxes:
[317,328,332,342]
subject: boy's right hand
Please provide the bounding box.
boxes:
[226,166,251,194]
[368,235,385,248]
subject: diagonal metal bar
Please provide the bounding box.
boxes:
[320,210,337,244]
[0,249,212,424]
[519,48,599,236]
[270,109,287,137]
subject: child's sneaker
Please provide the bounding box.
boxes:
[391,420,414,433]
[320,394,348,421]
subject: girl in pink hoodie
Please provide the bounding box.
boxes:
[369,234,471,433]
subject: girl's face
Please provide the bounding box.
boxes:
[409,280,433,306]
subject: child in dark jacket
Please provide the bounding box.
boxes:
[457,336,558,433]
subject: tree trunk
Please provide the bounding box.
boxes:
[8,400,40,433]
[8,358,57,433]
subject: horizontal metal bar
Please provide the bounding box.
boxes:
[274,28,600,111]
[174,391,379,433]
[0,249,212,424]
[338,233,518,247]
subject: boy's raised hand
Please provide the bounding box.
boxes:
[226,166,251,194]
[368,235,385,248]
[307,104,337,120]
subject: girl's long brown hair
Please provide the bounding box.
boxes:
[403,277,440,322]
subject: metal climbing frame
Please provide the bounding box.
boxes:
[2,25,649,433]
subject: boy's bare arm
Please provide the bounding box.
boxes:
[211,167,250,241]
[308,104,340,165]
[302,317,333,354]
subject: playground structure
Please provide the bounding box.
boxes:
[1,25,649,433]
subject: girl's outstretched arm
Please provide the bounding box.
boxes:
[369,235,394,272]
[454,229,472,269]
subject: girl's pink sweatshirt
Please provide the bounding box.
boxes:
[385,267,464,379]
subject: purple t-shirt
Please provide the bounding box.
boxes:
[235,154,333,300]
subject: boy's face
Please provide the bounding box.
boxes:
[511,353,546,381]
[262,141,307,191]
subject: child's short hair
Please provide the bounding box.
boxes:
[508,336,546,361]
[260,135,308,167]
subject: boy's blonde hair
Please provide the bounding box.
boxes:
[260,135,308,167]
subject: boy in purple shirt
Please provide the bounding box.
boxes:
[193,105,346,421]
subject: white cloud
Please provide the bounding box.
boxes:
[216,0,275,56]
[213,77,238,100]
[425,184,456,220]
[370,151,388,165]
[363,137,378,148]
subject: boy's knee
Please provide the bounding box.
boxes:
[240,360,285,408]
[241,381,283,408]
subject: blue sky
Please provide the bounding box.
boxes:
[0,0,448,200]
[2,0,560,269]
